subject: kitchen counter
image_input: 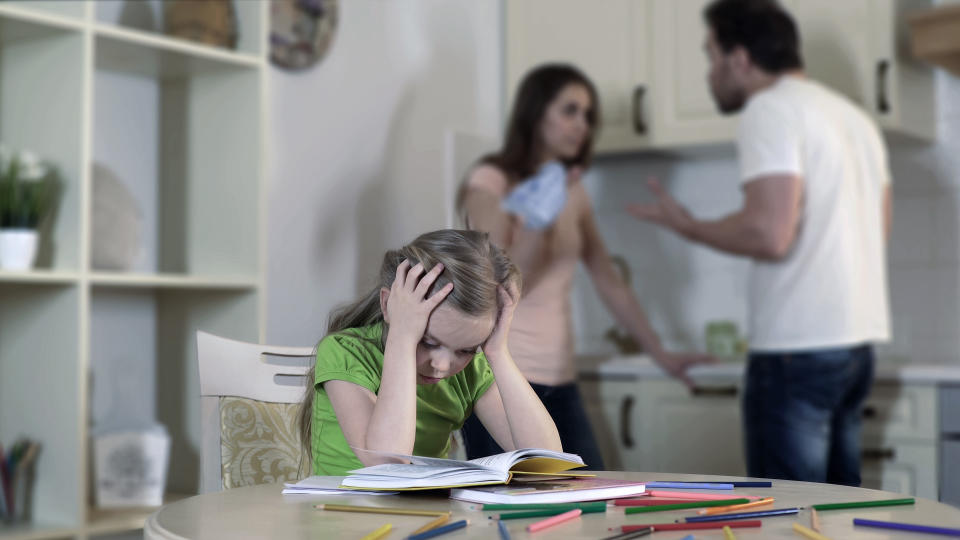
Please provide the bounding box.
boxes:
[578,354,960,384]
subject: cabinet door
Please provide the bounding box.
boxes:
[861,440,938,499]
[651,0,736,147]
[505,0,651,153]
[637,379,746,475]
[580,378,643,471]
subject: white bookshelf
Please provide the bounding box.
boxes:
[0,2,267,539]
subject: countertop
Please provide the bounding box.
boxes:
[577,354,960,384]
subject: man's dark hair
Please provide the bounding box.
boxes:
[704,0,804,74]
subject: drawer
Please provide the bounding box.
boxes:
[941,385,960,433]
[942,440,960,507]
[860,439,938,499]
[861,383,937,442]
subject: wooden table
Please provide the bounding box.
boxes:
[145,472,960,539]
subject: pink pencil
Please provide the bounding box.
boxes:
[648,490,763,501]
[526,508,582,532]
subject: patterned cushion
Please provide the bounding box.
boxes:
[219,397,306,489]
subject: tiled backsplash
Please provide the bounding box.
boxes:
[574,71,960,363]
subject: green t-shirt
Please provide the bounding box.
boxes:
[311,322,496,475]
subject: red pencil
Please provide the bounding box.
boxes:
[621,520,763,532]
[613,498,708,507]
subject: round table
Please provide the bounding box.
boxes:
[145,472,960,539]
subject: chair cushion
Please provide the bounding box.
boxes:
[220,396,306,489]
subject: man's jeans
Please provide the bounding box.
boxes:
[743,344,875,486]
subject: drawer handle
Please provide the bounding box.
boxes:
[632,85,648,135]
[620,395,635,449]
[862,405,878,419]
[876,59,891,114]
[861,448,896,461]
[691,386,738,397]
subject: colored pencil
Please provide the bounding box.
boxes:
[680,536,695,540]
[654,480,771,488]
[722,525,737,540]
[793,522,833,540]
[490,509,567,520]
[359,523,392,540]
[614,498,707,507]
[853,518,960,536]
[811,498,915,511]
[811,508,822,532]
[497,520,510,540]
[482,502,606,512]
[684,507,799,522]
[407,519,469,540]
[646,482,734,490]
[625,499,751,514]
[620,520,762,532]
[410,513,451,535]
[698,497,774,515]
[526,508,582,532]
[315,503,447,517]
[649,490,761,500]
[599,526,654,540]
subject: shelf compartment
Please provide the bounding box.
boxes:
[0,283,83,531]
[0,13,85,272]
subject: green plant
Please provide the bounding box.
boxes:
[0,148,60,229]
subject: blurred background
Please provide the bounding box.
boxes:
[0,0,958,538]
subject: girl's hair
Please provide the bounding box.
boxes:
[296,229,520,472]
[456,63,600,215]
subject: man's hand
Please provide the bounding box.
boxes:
[627,179,696,239]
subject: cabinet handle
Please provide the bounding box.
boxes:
[632,85,648,135]
[690,385,738,397]
[862,405,878,419]
[620,395,635,449]
[876,60,890,114]
[861,448,896,461]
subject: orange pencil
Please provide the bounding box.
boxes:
[811,507,822,532]
[697,497,774,515]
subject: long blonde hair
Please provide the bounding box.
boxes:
[297,229,520,471]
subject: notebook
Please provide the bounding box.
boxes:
[338,448,588,490]
[450,476,647,504]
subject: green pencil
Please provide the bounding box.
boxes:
[624,498,751,514]
[811,498,915,511]
[482,502,607,512]
[492,504,607,520]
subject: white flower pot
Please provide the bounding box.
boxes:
[0,229,39,271]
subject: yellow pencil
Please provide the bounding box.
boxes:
[723,525,737,540]
[793,522,833,540]
[315,504,448,517]
[409,512,451,535]
[360,523,392,540]
[811,507,822,532]
[698,497,775,515]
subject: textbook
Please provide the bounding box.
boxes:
[338,448,588,490]
[450,476,648,504]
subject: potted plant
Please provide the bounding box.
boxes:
[0,146,60,271]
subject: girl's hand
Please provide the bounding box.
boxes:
[385,260,452,345]
[483,279,521,361]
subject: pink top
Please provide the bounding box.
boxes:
[466,165,586,386]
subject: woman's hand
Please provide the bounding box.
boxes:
[482,279,521,362]
[384,260,452,344]
[651,350,717,388]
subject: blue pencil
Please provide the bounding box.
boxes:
[497,520,510,540]
[684,507,799,522]
[407,519,468,540]
[654,480,771,488]
[681,536,696,540]
[853,518,960,536]
[646,482,734,490]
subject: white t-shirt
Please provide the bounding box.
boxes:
[737,76,891,352]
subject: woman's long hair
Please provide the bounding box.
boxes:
[456,63,600,217]
[297,229,520,472]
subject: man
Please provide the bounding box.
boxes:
[630,0,892,486]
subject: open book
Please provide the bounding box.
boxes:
[339,448,588,490]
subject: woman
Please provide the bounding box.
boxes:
[457,64,712,468]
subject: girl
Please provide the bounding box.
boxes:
[457,64,713,468]
[298,229,562,475]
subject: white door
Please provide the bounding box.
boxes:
[650,0,736,147]
[505,0,651,154]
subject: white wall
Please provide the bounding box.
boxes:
[267,0,502,345]
[575,70,960,363]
